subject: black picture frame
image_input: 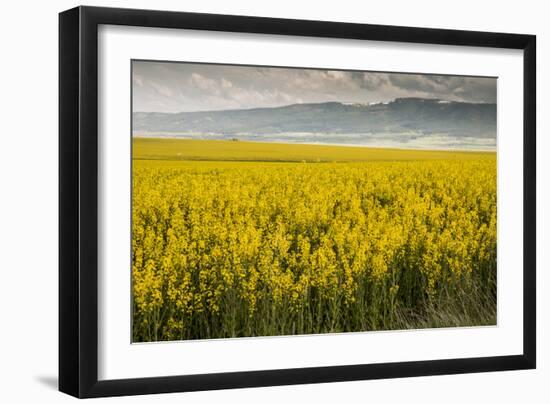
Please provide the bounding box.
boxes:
[59,5,536,398]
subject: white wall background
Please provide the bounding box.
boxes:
[0,0,546,402]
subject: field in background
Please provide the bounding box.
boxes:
[132,138,497,342]
[133,137,495,162]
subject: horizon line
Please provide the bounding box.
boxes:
[132,97,497,115]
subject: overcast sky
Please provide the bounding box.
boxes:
[132,61,496,113]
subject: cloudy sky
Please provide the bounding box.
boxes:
[132,60,496,113]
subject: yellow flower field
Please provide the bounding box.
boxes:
[132,139,497,342]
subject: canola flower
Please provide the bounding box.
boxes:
[132,158,496,342]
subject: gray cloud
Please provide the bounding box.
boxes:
[386,74,496,103]
[133,61,496,113]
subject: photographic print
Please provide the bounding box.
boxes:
[131,61,497,343]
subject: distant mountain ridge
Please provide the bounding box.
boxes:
[133,97,496,140]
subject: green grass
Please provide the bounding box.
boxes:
[133,137,495,163]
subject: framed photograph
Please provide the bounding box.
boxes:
[59,6,536,398]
